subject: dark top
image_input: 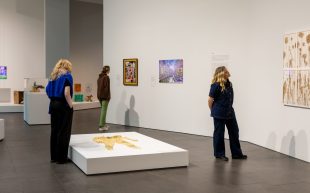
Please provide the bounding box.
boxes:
[209,80,235,119]
[97,73,110,101]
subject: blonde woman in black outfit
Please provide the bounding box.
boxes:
[208,66,247,161]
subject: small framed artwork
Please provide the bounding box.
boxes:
[0,66,7,79]
[123,58,138,86]
[159,59,183,83]
[74,83,81,92]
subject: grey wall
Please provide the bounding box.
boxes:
[45,0,70,77]
[70,0,103,98]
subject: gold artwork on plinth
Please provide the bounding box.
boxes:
[93,135,139,150]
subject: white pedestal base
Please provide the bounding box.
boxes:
[0,103,23,112]
[69,132,189,175]
[24,92,50,125]
[73,101,100,110]
[0,119,4,141]
[0,88,11,103]
[0,101,100,113]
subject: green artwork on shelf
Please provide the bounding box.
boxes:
[74,94,84,102]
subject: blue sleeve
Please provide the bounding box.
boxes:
[64,73,73,97]
[46,80,52,98]
[45,73,73,98]
[209,83,220,99]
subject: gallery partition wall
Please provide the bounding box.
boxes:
[103,0,310,162]
[70,0,103,99]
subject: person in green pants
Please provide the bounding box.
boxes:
[97,66,111,131]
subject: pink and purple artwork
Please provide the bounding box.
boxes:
[159,59,183,83]
[0,66,7,79]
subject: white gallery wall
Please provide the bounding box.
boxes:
[0,0,44,101]
[243,0,310,162]
[104,0,310,162]
[103,0,250,137]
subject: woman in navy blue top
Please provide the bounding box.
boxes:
[208,66,247,161]
[46,59,73,164]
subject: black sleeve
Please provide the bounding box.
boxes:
[64,79,71,87]
[209,83,220,99]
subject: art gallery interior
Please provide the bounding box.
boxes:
[1,0,310,193]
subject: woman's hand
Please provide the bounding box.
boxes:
[208,97,214,110]
[64,86,73,109]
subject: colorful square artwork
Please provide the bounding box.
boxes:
[74,83,81,92]
[74,94,84,102]
[159,59,183,83]
[0,66,7,79]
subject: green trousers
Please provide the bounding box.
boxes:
[99,100,109,127]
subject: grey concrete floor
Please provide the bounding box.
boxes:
[0,109,310,193]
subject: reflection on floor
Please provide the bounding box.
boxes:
[0,109,310,193]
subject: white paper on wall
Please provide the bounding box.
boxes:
[210,53,231,74]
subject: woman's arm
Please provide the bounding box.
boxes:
[64,86,73,108]
[208,97,214,110]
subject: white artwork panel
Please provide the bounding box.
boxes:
[283,30,310,108]
[296,70,310,107]
[283,70,297,105]
[283,33,297,68]
[296,31,310,68]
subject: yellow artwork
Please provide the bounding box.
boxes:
[283,30,310,108]
[93,135,139,150]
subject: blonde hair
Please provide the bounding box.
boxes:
[50,59,72,80]
[212,66,227,91]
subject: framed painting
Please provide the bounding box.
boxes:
[159,59,183,83]
[123,58,138,86]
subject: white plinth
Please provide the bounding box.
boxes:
[73,101,100,110]
[69,132,189,175]
[23,92,50,125]
[0,103,23,113]
[0,88,11,103]
[0,101,100,113]
[0,119,4,140]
